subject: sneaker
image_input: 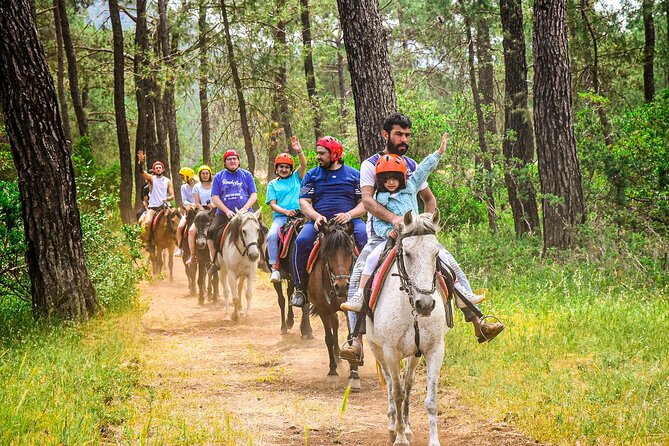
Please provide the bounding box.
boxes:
[340,289,364,312]
[186,256,196,267]
[270,269,282,284]
[290,289,306,307]
[456,286,486,306]
[174,248,183,257]
[477,321,505,344]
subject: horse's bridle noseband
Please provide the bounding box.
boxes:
[322,235,358,300]
[232,216,259,257]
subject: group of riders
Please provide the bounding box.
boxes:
[137,112,505,364]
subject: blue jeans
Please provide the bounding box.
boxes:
[267,215,288,267]
[292,218,367,289]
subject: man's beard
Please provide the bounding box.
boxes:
[386,139,408,156]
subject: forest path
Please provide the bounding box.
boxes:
[136,261,536,445]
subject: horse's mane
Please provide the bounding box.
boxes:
[228,212,258,242]
[321,221,354,256]
[399,212,439,240]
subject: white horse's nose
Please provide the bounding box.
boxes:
[415,297,435,316]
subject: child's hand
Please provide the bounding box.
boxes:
[290,135,302,153]
[438,132,448,155]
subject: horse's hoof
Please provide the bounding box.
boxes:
[327,373,338,382]
[405,427,413,442]
[281,327,288,335]
[223,314,231,322]
[348,377,361,392]
[389,431,397,443]
[198,298,204,306]
[286,315,294,330]
[301,333,315,340]
[393,434,409,446]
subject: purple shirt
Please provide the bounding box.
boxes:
[211,168,257,215]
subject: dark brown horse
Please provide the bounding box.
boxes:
[183,207,218,304]
[263,216,313,338]
[306,219,359,385]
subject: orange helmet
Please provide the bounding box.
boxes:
[375,154,407,192]
[274,153,294,170]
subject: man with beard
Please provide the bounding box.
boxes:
[288,136,367,307]
[206,149,258,274]
[339,113,505,364]
[137,150,175,247]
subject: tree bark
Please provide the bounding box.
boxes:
[134,0,156,208]
[643,0,655,102]
[198,0,211,166]
[336,0,397,160]
[220,0,255,173]
[533,0,586,251]
[500,0,540,236]
[0,0,97,320]
[165,34,182,206]
[109,0,134,224]
[300,0,323,140]
[336,32,349,134]
[465,16,498,233]
[52,0,72,144]
[56,0,87,137]
[152,21,169,171]
[475,3,497,135]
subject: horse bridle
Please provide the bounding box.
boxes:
[233,217,259,257]
[393,234,439,358]
[322,235,358,300]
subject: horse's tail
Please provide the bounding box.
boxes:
[375,361,387,390]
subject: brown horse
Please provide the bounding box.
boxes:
[306,219,359,385]
[139,205,181,280]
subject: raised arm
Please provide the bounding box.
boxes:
[290,135,308,179]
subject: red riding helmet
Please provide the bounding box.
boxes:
[223,149,240,162]
[375,154,407,191]
[274,153,294,170]
[316,136,343,162]
[152,160,165,171]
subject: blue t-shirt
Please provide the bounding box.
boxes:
[300,164,361,220]
[266,170,301,218]
[211,168,257,215]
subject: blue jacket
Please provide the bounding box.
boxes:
[373,151,441,238]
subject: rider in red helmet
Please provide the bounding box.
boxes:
[289,136,368,307]
[206,148,258,274]
[266,130,307,283]
[136,151,175,247]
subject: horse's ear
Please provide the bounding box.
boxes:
[236,208,244,217]
[403,210,414,227]
[208,207,217,217]
[254,208,262,221]
[431,208,440,225]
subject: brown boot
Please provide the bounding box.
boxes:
[477,321,505,343]
[339,339,364,366]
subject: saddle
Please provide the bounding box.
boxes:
[217,221,233,251]
[276,217,303,267]
[151,209,165,231]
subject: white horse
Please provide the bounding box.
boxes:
[366,209,449,446]
[214,209,262,322]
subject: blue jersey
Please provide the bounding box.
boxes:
[266,170,301,218]
[300,164,361,220]
[211,168,257,215]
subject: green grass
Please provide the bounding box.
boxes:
[439,223,669,445]
[0,310,142,445]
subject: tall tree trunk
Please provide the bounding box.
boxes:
[336,32,349,135]
[152,21,169,171]
[336,0,397,160]
[0,0,97,320]
[109,0,134,223]
[52,0,72,144]
[300,0,323,140]
[475,3,497,135]
[643,0,655,102]
[533,0,586,251]
[666,0,669,88]
[56,0,88,137]
[220,0,255,173]
[500,0,540,236]
[465,16,498,233]
[579,0,613,147]
[165,34,182,207]
[134,0,155,208]
[198,1,211,166]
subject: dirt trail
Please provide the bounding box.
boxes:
[138,263,536,445]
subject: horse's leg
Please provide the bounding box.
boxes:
[228,271,240,322]
[401,355,421,443]
[167,246,174,281]
[424,343,445,446]
[244,266,255,318]
[386,353,409,446]
[286,281,294,330]
[275,283,290,335]
[331,313,341,361]
[219,256,231,320]
[197,262,205,305]
[320,315,338,378]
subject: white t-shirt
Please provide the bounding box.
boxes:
[148,175,169,208]
[193,182,213,207]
